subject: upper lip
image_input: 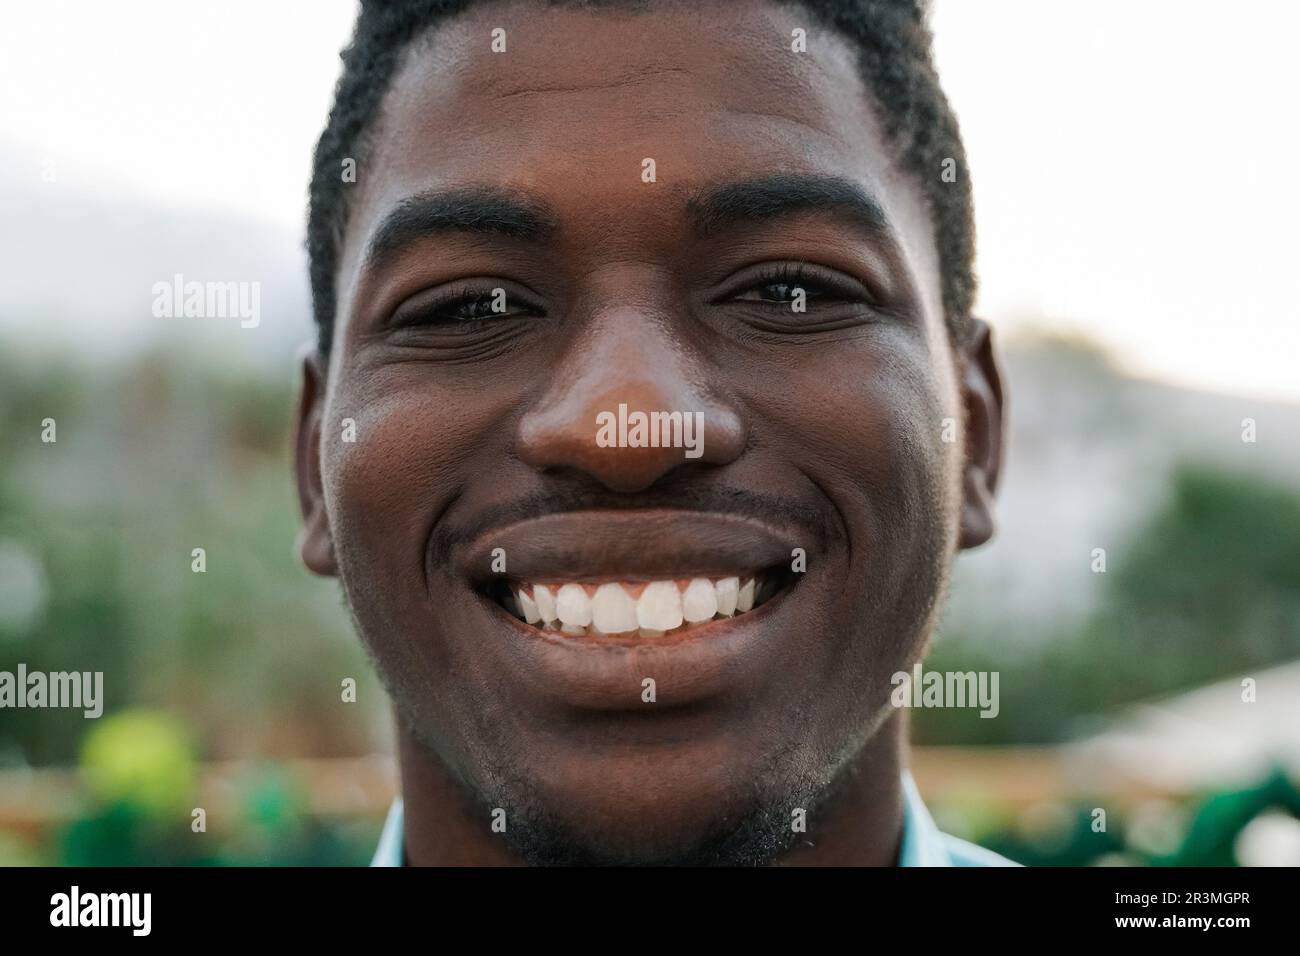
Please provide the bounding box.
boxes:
[460,509,803,589]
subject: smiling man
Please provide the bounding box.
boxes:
[294,0,1009,866]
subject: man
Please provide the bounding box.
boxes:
[294,0,1010,866]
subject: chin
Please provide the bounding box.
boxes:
[455,720,835,866]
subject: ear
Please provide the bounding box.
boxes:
[957,318,1005,550]
[293,347,338,576]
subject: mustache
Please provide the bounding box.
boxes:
[429,484,831,569]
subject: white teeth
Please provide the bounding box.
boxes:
[591,582,638,634]
[516,589,541,624]
[637,580,684,631]
[714,576,739,616]
[510,574,769,636]
[555,583,592,627]
[534,585,558,623]
[682,577,718,622]
[737,578,756,613]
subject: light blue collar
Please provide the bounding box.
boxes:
[897,771,1019,866]
[372,770,1018,866]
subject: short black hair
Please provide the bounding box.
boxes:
[307,0,975,355]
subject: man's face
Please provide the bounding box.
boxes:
[296,0,1000,863]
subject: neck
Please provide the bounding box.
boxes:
[397,711,907,866]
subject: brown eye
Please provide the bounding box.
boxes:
[439,293,520,321]
[730,263,852,307]
[390,283,542,329]
[745,281,830,303]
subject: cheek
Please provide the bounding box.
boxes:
[320,374,480,603]
[317,373,504,741]
[749,333,961,523]
[745,333,962,629]
[864,345,964,519]
[873,359,963,601]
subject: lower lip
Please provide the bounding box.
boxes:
[474,579,798,711]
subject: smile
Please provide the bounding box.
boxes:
[459,507,811,651]
[495,572,787,638]
[445,507,826,709]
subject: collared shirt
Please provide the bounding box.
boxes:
[371,770,1019,866]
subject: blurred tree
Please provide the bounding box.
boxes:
[0,350,380,768]
[919,464,1300,745]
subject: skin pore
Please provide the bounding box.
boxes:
[294,0,1003,865]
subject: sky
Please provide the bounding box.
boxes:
[1,0,1296,402]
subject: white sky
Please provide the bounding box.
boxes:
[1,0,1296,401]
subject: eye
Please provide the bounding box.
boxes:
[729,262,864,308]
[390,283,542,329]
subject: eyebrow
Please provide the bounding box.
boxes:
[363,185,560,271]
[361,173,892,274]
[687,173,892,240]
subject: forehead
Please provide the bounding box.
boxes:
[337,0,940,319]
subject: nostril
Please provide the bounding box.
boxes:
[586,444,694,494]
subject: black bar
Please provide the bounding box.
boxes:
[0,865,1288,941]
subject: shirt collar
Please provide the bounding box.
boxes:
[372,792,405,866]
[896,769,957,866]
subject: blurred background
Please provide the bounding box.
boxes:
[1,0,1298,866]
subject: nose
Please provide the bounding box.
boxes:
[517,306,745,493]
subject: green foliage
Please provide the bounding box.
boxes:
[80,711,195,817]
[0,349,380,768]
[918,464,1300,745]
